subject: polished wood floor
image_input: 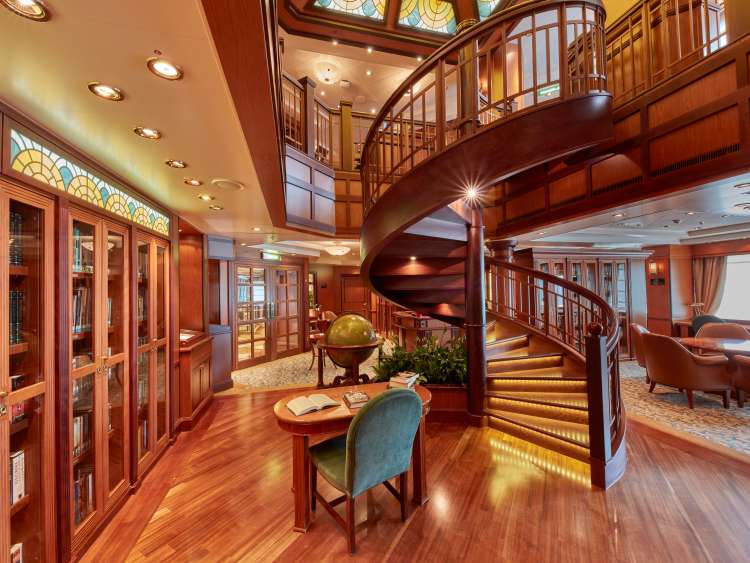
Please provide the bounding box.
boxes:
[83,389,750,562]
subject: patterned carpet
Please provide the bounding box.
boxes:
[620,361,750,454]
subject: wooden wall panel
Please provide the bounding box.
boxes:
[613,111,641,141]
[505,187,545,221]
[178,234,205,332]
[332,171,364,236]
[669,245,693,321]
[286,183,312,218]
[592,149,643,192]
[313,194,335,225]
[549,170,586,206]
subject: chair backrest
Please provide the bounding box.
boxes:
[696,322,750,340]
[642,332,727,390]
[629,323,649,368]
[691,315,723,335]
[345,389,422,498]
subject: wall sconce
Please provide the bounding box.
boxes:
[648,261,658,275]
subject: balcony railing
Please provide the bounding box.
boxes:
[361,0,608,214]
[607,0,727,105]
[282,76,305,151]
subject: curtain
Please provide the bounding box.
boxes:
[692,256,728,315]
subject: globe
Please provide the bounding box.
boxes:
[325,313,378,369]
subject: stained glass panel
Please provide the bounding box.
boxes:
[399,0,456,34]
[314,0,386,20]
[8,128,170,235]
[477,0,501,20]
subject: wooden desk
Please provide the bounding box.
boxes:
[677,337,750,356]
[273,383,432,533]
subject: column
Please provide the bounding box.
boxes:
[723,0,750,44]
[340,100,354,171]
[486,239,517,262]
[457,18,479,138]
[465,204,487,426]
[299,76,317,158]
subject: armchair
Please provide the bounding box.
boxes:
[696,322,750,340]
[735,355,750,408]
[629,323,650,382]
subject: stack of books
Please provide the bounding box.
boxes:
[388,372,419,389]
[9,211,23,265]
[343,391,370,409]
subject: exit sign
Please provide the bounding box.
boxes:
[261,251,282,261]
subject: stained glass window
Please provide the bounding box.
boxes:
[8,128,170,235]
[399,0,456,34]
[314,0,386,20]
[477,0,501,21]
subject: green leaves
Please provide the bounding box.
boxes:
[374,336,467,385]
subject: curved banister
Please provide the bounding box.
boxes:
[486,257,625,485]
[361,0,607,214]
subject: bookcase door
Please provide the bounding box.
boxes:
[102,223,129,506]
[69,212,102,535]
[154,242,169,448]
[1,184,56,562]
[135,241,152,466]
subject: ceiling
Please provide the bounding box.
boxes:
[0,0,275,237]
[516,175,750,249]
[243,238,362,265]
[281,29,420,114]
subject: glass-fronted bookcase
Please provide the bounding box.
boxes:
[0,180,56,562]
[67,208,131,551]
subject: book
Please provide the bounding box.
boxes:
[388,371,419,389]
[286,394,339,416]
[343,391,370,409]
[10,543,22,563]
[10,450,25,504]
[10,374,25,391]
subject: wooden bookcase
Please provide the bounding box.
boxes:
[0,180,56,561]
[66,207,131,553]
[133,235,170,480]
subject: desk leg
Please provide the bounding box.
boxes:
[317,347,324,388]
[412,416,429,506]
[292,435,311,532]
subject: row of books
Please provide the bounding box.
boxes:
[9,211,24,265]
[9,290,25,345]
[72,228,94,274]
[72,286,92,334]
[72,413,92,459]
[388,371,419,389]
[73,465,94,525]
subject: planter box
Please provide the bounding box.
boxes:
[424,384,468,424]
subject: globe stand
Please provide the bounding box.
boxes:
[317,340,382,388]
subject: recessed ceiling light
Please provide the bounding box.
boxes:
[184,178,202,187]
[240,243,247,246]
[198,194,214,201]
[410,256,416,261]
[211,178,245,191]
[88,82,124,101]
[147,57,183,80]
[365,69,372,76]
[1,0,48,20]
[612,212,624,218]
[538,231,546,235]
[722,214,729,218]
[686,211,695,215]
[133,126,162,140]
[465,187,478,199]
[417,56,423,62]
[734,182,750,189]
[370,108,376,114]
[332,39,338,46]
[320,90,325,96]
[366,46,373,54]
[253,227,262,232]
[209,204,223,211]
[165,159,187,168]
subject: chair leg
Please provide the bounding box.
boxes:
[722,389,731,409]
[649,381,656,393]
[311,463,317,512]
[399,472,408,522]
[686,390,694,409]
[346,496,356,554]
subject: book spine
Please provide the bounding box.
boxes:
[10,450,25,503]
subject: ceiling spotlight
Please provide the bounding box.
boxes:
[320,90,326,96]
[612,212,624,218]
[735,203,750,211]
[367,46,373,54]
[332,39,339,45]
[147,57,183,80]
[365,69,372,76]
[133,126,162,140]
[252,227,262,232]
[417,56,423,62]
[734,182,750,189]
[1,0,49,20]
[165,159,187,168]
[209,204,223,211]
[410,256,417,261]
[686,211,695,215]
[88,82,124,101]
[198,194,214,201]
[465,186,478,200]
[370,108,376,114]
[324,243,351,256]
[184,178,202,187]
[538,231,546,235]
[721,214,729,218]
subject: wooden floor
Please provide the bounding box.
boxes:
[83,389,750,562]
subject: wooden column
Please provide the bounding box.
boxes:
[724,0,750,44]
[486,239,516,261]
[340,100,354,171]
[299,76,317,158]
[465,205,487,426]
[457,18,479,138]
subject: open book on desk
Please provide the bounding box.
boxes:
[287,394,339,416]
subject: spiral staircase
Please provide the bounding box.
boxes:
[360,0,626,488]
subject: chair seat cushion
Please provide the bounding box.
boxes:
[309,435,347,492]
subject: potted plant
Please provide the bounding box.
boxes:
[374,336,469,423]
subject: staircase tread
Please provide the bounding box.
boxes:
[485,409,590,448]
[486,392,589,410]
[487,365,582,378]
[486,335,530,346]
[487,348,563,361]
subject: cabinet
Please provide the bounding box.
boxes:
[67,208,130,550]
[0,182,56,561]
[177,330,212,430]
[515,248,649,359]
[134,236,170,479]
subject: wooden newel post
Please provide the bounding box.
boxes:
[585,322,612,489]
[465,205,487,426]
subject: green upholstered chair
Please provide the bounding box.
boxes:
[308,388,423,553]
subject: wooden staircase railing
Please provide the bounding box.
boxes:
[486,258,626,488]
[362,0,608,213]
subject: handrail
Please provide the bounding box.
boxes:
[486,257,625,485]
[281,76,305,151]
[361,0,607,214]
